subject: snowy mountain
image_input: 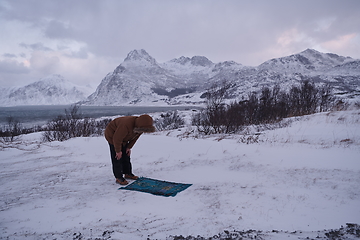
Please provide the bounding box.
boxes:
[84,50,219,106]
[83,49,360,106]
[2,49,359,107]
[83,49,249,106]
[254,49,360,95]
[258,48,352,73]
[0,74,93,106]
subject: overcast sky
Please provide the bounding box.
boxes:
[1,0,360,89]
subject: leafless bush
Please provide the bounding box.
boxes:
[192,81,236,134]
[354,101,360,110]
[155,111,185,131]
[332,99,350,111]
[238,134,260,144]
[191,110,214,135]
[0,116,23,142]
[42,105,111,142]
[192,80,336,135]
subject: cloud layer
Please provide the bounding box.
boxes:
[1,0,359,88]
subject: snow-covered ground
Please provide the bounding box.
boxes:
[0,110,359,239]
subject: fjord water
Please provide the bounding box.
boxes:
[0,105,196,128]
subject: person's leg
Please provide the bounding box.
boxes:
[121,146,138,180]
[121,146,132,175]
[109,143,124,180]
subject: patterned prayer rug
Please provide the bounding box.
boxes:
[118,177,192,197]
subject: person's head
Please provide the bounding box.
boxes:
[134,114,156,133]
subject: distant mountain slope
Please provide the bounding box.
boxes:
[83,49,359,106]
[0,74,92,106]
[258,49,352,73]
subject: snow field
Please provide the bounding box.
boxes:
[0,110,359,239]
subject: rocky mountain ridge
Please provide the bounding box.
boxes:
[1,49,359,106]
[83,48,359,106]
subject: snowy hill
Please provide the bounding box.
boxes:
[1,109,359,239]
[0,74,93,106]
[83,49,360,106]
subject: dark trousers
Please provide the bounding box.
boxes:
[109,143,132,179]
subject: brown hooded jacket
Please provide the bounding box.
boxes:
[105,114,155,153]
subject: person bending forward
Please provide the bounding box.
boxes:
[105,114,155,185]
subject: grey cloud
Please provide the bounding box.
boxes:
[3,53,17,58]
[64,47,89,59]
[45,20,73,39]
[1,0,360,87]
[5,1,360,61]
[29,53,60,75]
[0,60,30,74]
[19,42,53,52]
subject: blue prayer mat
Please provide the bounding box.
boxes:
[118,177,192,197]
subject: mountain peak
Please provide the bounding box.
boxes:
[169,55,213,67]
[301,48,320,54]
[259,48,353,73]
[170,56,191,65]
[190,56,213,66]
[38,74,66,84]
[298,48,324,59]
[299,48,352,66]
[124,49,156,64]
[27,74,68,88]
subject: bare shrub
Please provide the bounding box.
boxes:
[332,99,350,111]
[192,80,336,135]
[155,111,185,131]
[192,81,234,134]
[42,105,111,142]
[238,134,260,144]
[0,116,23,142]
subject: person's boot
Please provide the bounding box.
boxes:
[116,177,129,185]
[124,174,139,180]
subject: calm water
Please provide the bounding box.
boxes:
[0,105,198,128]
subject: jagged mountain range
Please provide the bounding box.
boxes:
[84,48,360,106]
[1,49,359,106]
